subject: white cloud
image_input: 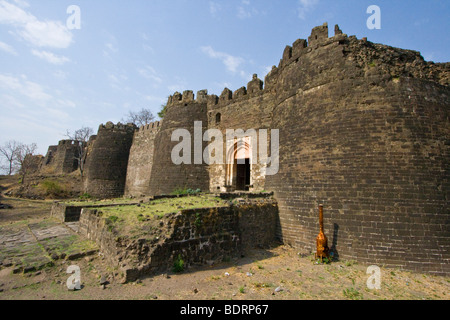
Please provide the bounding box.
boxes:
[12,0,28,8]
[137,66,163,84]
[167,76,188,93]
[297,0,319,20]
[102,33,119,58]
[20,20,72,48]
[0,0,73,49]
[53,70,67,80]
[1,94,24,109]
[200,46,244,73]
[105,42,117,53]
[0,73,52,102]
[236,0,259,20]
[0,40,17,55]
[31,49,70,65]
[56,99,76,109]
[209,1,222,17]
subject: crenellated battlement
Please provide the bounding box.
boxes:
[58,139,82,147]
[207,74,265,109]
[167,89,210,107]
[277,23,348,70]
[137,120,162,133]
[98,121,136,132]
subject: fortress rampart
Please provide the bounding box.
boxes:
[83,122,136,198]
[77,23,449,275]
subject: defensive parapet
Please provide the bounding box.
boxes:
[166,89,209,107]
[263,23,450,276]
[207,74,265,110]
[83,122,136,198]
[147,90,210,195]
[125,120,163,197]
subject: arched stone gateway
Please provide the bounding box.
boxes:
[225,139,253,191]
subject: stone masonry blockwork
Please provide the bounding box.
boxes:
[81,24,449,275]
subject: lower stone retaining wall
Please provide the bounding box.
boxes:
[51,202,139,223]
[78,198,279,282]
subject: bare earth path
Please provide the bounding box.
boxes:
[0,197,448,300]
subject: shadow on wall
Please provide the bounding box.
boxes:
[330,223,339,261]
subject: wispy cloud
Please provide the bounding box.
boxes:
[12,0,28,8]
[297,0,319,20]
[0,0,73,48]
[236,0,259,20]
[137,65,163,84]
[0,40,17,55]
[209,1,222,17]
[31,49,70,65]
[0,73,52,102]
[167,76,188,93]
[0,72,74,139]
[102,33,119,58]
[200,46,245,74]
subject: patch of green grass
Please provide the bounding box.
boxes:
[40,180,67,198]
[79,193,92,200]
[171,187,202,196]
[344,260,358,267]
[107,215,119,223]
[65,197,137,206]
[253,282,274,289]
[239,286,245,294]
[98,195,226,236]
[343,287,364,300]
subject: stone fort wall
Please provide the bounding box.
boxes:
[263,23,449,275]
[81,23,449,275]
[40,140,81,174]
[124,121,162,196]
[147,90,210,195]
[83,122,136,198]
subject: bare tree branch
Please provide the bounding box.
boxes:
[65,127,94,178]
[15,142,38,184]
[122,108,155,127]
[0,140,21,175]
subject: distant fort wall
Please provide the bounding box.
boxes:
[40,140,81,174]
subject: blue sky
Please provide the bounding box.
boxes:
[0,0,449,157]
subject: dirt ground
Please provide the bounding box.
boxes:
[0,196,449,301]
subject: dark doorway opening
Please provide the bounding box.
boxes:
[236,158,250,191]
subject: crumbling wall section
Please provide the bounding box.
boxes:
[78,197,279,282]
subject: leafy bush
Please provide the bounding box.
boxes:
[172,254,185,273]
